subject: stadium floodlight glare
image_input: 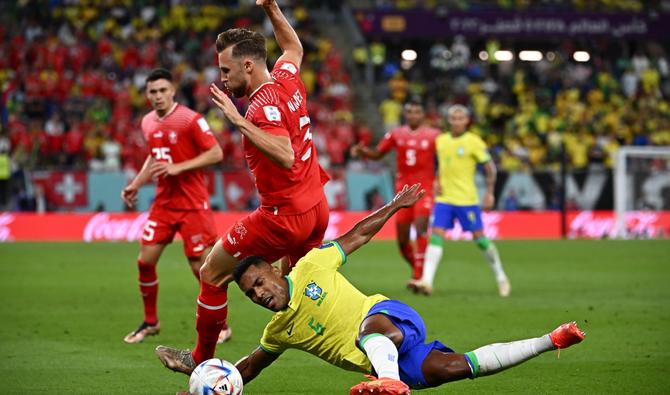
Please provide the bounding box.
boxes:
[478,51,489,61]
[494,50,513,62]
[519,50,543,62]
[573,51,590,62]
[401,49,417,61]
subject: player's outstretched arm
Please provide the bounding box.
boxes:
[257,0,303,66]
[235,346,279,385]
[336,184,424,256]
[121,155,154,208]
[350,143,385,160]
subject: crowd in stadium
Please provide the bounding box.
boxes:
[1,0,669,209]
[0,0,364,176]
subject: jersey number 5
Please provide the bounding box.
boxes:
[152,147,173,163]
[405,149,416,166]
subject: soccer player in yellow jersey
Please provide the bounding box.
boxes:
[411,104,511,297]
[229,184,584,394]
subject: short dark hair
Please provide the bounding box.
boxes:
[404,98,424,109]
[233,255,267,283]
[215,28,267,61]
[146,68,173,84]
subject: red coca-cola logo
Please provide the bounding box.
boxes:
[83,212,149,242]
[569,211,661,238]
[0,213,14,241]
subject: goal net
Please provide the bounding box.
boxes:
[614,146,670,239]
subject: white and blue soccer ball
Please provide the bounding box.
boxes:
[188,358,244,395]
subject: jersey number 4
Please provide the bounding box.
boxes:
[152,147,173,163]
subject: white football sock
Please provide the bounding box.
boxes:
[361,334,400,380]
[483,244,507,282]
[466,334,554,377]
[421,244,443,286]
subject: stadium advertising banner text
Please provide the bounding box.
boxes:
[1,211,668,242]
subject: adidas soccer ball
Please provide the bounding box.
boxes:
[188,358,244,395]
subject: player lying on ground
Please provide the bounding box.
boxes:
[164,184,586,393]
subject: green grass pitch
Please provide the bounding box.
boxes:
[0,240,668,394]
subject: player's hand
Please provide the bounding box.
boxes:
[210,83,244,126]
[391,183,425,209]
[483,192,495,211]
[150,161,182,178]
[121,185,138,208]
[350,144,363,158]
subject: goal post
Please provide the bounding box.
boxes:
[614,146,670,239]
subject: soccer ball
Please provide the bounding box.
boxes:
[188,358,244,395]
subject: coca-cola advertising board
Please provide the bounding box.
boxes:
[1,211,669,242]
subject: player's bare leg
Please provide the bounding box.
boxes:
[124,243,167,343]
[421,322,585,386]
[351,314,410,394]
[472,230,510,297]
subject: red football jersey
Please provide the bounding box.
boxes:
[244,60,328,215]
[377,125,440,191]
[141,103,217,210]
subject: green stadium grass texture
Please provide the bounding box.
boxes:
[0,240,668,394]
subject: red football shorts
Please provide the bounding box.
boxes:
[395,191,434,225]
[141,206,218,258]
[222,197,329,266]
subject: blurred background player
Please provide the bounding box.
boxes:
[156,0,330,371]
[121,68,224,344]
[351,100,439,286]
[229,184,585,393]
[411,104,511,297]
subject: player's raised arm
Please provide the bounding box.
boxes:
[335,184,425,256]
[235,346,279,384]
[257,0,303,67]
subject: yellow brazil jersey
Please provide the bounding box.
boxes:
[435,131,491,206]
[259,242,388,373]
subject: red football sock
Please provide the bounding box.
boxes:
[138,260,159,325]
[413,234,428,280]
[399,243,414,268]
[192,281,229,364]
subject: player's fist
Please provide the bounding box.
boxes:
[150,161,182,178]
[121,185,138,208]
[392,183,425,208]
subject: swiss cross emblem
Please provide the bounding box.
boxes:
[168,130,178,144]
[421,140,429,149]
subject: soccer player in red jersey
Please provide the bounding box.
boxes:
[121,69,224,344]
[351,100,440,286]
[155,0,329,372]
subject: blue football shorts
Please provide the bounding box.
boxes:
[431,202,483,232]
[364,300,453,389]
